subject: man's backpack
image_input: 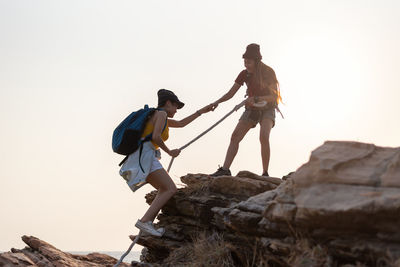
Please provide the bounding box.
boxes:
[112,105,158,157]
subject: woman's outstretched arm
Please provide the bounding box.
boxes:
[168,103,214,128]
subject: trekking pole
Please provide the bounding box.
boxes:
[167,100,246,173]
[114,231,142,267]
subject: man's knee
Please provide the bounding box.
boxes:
[231,131,244,144]
[259,133,270,145]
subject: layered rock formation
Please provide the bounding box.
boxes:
[0,235,128,267]
[2,141,400,266]
[134,141,400,266]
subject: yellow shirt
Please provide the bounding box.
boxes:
[141,120,169,149]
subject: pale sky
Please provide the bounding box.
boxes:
[1,0,399,252]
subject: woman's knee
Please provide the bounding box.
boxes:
[148,169,176,194]
[160,183,177,196]
[168,185,177,195]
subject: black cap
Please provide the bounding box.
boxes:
[242,43,262,60]
[157,89,185,109]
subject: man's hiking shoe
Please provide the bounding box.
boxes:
[210,167,231,177]
[262,171,269,177]
[135,220,164,237]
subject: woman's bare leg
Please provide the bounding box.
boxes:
[140,168,177,222]
[259,118,273,174]
[222,120,253,169]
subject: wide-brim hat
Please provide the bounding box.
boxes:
[157,89,185,109]
[242,43,262,60]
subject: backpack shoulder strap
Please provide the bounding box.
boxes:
[129,117,168,171]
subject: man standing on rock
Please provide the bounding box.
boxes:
[210,43,282,177]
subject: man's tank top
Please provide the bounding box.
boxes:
[141,120,169,149]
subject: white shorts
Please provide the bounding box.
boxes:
[149,151,163,174]
[119,142,163,192]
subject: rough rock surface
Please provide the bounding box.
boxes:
[0,235,128,267]
[2,141,400,267]
[134,141,400,266]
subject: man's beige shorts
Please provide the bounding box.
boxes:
[239,108,275,128]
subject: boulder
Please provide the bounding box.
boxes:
[0,235,128,267]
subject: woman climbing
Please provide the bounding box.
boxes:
[120,89,213,237]
[210,43,282,177]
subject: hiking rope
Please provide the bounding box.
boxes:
[114,231,142,267]
[167,100,246,172]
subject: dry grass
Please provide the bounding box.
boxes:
[286,239,331,267]
[161,231,237,267]
[160,231,284,267]
[190,232,237,267]
[156,230,400,267]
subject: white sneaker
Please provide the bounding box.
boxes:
[155,227,165,236]
[135,220,164,237]
[141,227,165,237]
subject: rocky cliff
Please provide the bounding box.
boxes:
[2,141,400,267]
[134,141,400,267]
